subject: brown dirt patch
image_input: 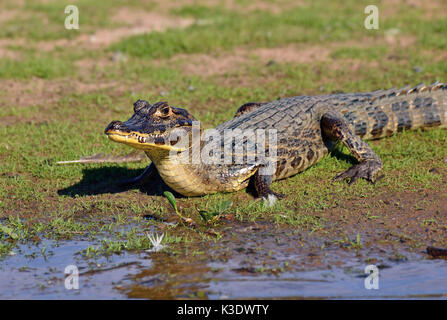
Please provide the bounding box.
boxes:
[33,8,194,51]
[255,45,331,64]
[172,39,412,78]
[0,78,62,108]
[174,45,332,78]
[176,51,249,77]
[434,51,447,62]
[0,115,48,127]
[0,8,194,52]
[112,7,194,31]
[332,59,380,73]
[0,78,119,110]
[383,0,447,19]
[0,48,20,59]
[0,9,19,26]
[74,57,115,78]
[223,0,304,14]
[150,0,303,14]
[0,38,27,57]
[384,32,417,47]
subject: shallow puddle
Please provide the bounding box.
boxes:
[204,260,447,299]
[1,238,446,299]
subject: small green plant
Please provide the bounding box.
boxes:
[197,200,232,223]
[351,233,363,249]
[163,191,195,226]
[0,223,19,240]
[163,191,180,215]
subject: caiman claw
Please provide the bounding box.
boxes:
[333,159,383,185]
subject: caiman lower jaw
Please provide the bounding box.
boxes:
[105,131,187,152]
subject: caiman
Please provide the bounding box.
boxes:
[105,82,447,205]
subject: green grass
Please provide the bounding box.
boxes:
[111,4,365,59]
[0,55,72,79]
[0,0,141,40]
[330,46,388,60]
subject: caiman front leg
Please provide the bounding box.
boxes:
[321,110,383,184]
[118,163,156,188]
[253,162,285,206]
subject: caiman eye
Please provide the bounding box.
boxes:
[160,106,171,117]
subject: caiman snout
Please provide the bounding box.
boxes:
[105,121,129,134]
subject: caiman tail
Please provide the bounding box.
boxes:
[342,82,447,140]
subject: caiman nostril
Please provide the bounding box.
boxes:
[105,121,126,133]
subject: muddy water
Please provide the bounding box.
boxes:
[0,238,446,299]
[0,240,151,299]
[205,260,447,299]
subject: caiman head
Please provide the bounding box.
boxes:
[105,100,197,157]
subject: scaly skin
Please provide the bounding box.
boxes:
[105,82,447,203]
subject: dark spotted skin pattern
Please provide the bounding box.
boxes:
[212,82,447,199]
[106,82,447,201]
[234,102,267,117]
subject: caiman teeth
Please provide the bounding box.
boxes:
[138,136,146,143]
